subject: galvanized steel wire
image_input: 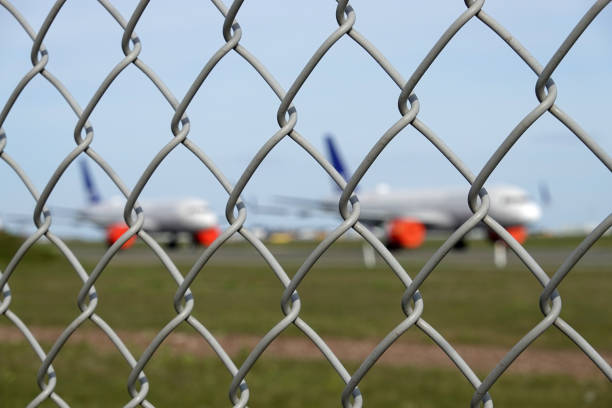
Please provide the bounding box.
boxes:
[1,0,611,406]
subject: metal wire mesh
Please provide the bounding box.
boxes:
[1,0,610,406]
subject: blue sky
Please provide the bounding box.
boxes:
[1,0,611,239]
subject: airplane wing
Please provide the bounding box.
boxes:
[274,195,337,217]
[245,197,294,216]
[0,207,84,224]
[273,196,457,229]
[355,209,455,229]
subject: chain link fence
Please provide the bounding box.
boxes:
[1,0,611,406]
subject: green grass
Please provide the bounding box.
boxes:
[0,232,57,265]
[1,341,610,408]
[1,234,610,349]
[1,233,611,406]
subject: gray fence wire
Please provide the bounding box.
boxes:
[1,0,611,406]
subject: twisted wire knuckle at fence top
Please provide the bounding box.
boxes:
[1,0,611,407]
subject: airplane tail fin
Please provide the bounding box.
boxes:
[324,133,353,192]
[79,159,101,204]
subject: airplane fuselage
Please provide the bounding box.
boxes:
[81,196,218,233]
[344,185,541,229]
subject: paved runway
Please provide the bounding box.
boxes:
[69,237,611,270]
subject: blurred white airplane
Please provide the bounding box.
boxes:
[281,135,542,250]
[78,160,220,248]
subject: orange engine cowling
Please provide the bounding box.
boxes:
[488,225,528,245]
[194,226,221,246]
[106,223,137,249]
[387,219,426,249]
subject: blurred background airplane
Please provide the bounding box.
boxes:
[77,160,220,249]
[277,135,542,252]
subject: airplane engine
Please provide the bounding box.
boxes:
[488,225,528,245]
[194,226,221,246]
[387,218,426,249]
[106,223,137,249]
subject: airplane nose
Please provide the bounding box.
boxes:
[523,202,542,223]
[199,212,218,226]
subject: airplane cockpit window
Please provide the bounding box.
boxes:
[185,205,206,214]
[502,195,529,205]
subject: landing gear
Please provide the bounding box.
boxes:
[167,233,178,249]
[191,233,201,248]
[362,243,376,268]
[493,240,507,268]
[453,239,468,251]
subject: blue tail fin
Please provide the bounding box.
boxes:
[80,159,101,204]
[324,133,353,192]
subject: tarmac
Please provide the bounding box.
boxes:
[68,237,611,270]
